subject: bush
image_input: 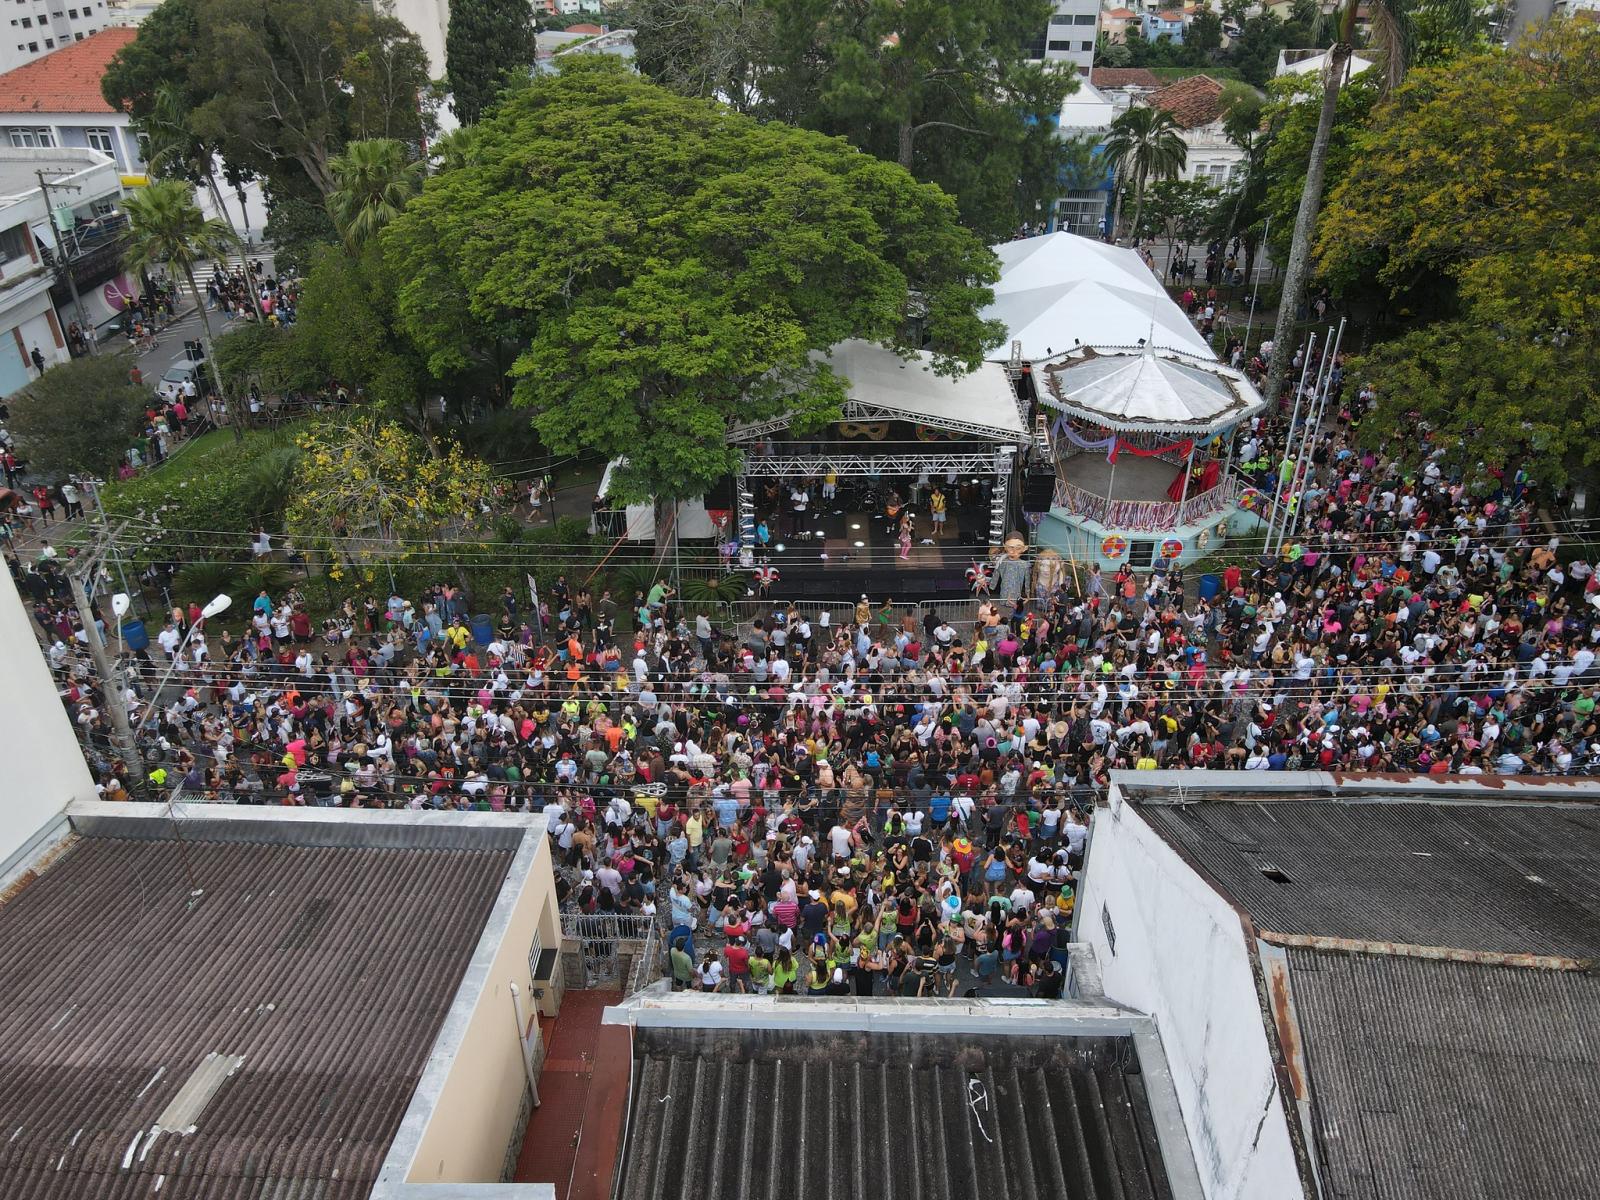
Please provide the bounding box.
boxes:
[8,352,149,479]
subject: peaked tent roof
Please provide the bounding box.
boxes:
[1043,347,1263,433]
[983,232,1215,361]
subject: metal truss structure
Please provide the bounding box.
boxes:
[728,400,1038,447]
[739,451,1008,478]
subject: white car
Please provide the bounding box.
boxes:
[156,362,202,402]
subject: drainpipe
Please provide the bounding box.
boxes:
[508,982,540,1107]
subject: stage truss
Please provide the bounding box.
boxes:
[736,447,1017,559]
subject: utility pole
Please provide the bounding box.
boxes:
[68,555,139,788]
[36,170,98,356]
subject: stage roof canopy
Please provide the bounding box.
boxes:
[983,232,1215,360]
[812,339,1026,439]
[1044,346,1265,434]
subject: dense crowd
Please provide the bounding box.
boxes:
[12,318,1600,992]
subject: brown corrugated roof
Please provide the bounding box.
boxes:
[1150,73,1226,129]
[0,834,514,1199]
[1089,67,1161,89]
[0,28,137,115]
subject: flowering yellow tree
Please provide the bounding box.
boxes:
[287,418,496,573]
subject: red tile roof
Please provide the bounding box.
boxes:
[566,22,604,33]
[1090,67,1162,89]
[1104,7,1138,16]
[1150,73,1227,129]
[0,27,137,115]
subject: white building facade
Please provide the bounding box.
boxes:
[1028,0,1100,76]
[0,0,111,73]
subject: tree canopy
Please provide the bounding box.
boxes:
[186,0,432,197]
[8,354,149,480]
[631,0,1077,239]
[446,0,537,125]
[1318,23,1600,488]
[384,56,1002,508]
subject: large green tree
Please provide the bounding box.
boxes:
[631,0,1076,239]
[8,354,149,479]
[446,0,537,125]
[385,56,1002,519]
[186,0,432,197]
[1318,23,1600,489]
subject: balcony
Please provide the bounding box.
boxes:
[40,212,130,291]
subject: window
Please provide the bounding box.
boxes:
[1074,13,1096,23]
[25,38,35,49]
[85,127,113,155]
[19,17,29,27]
[1129,539,1155,568]
[67,7,76,15]
[1047,38,1071,50]
[9,128,52,147]
[0,223,32,262]
[1050,14,1071,23]
[1081,40,1094,50]
[42,36,51,46]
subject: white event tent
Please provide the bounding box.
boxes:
[982,232,1215,361]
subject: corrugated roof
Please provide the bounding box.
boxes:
[1140,799,1600,957]
[616,1027,1176,1200]
[1282,948,1600,1200]
[0,834,513,1200]
[0,28,137,115]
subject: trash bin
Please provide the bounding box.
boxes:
[1198,573,1221,603]
[470,613,494,645]
[120,618,149,651]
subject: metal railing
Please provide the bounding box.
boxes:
[1052,475,1240,534]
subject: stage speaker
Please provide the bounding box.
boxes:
[1022,471,1055,512]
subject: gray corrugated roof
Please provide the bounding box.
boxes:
[1284,948,1600,1200]
[1141,800,1600,956]
[616,1027,1175,1200]
[0,834,513,1200]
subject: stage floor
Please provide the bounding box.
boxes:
[756,496,985,599]
[1060,452,1183,504]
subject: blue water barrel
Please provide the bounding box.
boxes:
[1198,573,1221,603]
[121,618,150,651]
[470,613,494,645]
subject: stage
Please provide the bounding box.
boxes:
[755,492,991,600]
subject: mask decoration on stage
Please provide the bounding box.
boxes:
[750,564,780,595]
[966,561,993,594]
[1033,547,1065,598]
[991,530,1031,601]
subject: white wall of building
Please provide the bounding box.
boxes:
[1075,785,1304,1200]
[389,0,448,78]
[0,0,113,74]
[1043,0,1099,74]
[0,566,97,869]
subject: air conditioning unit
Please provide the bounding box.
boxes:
[530,946,564,1018]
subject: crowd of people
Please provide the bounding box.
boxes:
[11,314,1600,996]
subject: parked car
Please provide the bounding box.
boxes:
[157,361,202,402]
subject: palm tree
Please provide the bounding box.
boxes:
[326,139,426,253]
[123,180,243,439]
[1261,0,1413,406]
[1103,105,1188,245]
[140,85,267,326]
